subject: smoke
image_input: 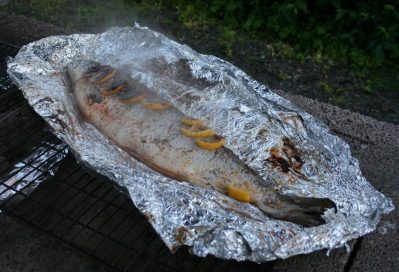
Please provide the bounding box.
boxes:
[0,0,171,34]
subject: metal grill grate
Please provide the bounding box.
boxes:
[0,41,274,272]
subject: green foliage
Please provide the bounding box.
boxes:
[319,81,346,104]
[166,0,399,73]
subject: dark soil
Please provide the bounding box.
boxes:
[1,1,398,124]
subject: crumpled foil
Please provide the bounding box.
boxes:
[6,25,394,262]
[0,140,68,203]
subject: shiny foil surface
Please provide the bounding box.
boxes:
[7,26,394,262]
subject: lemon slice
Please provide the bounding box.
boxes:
[226,185,251,203]
[119,95,145,105]
[97,70,116,83]
[195,138,225,150]
[101,84,125,96]
[180,128,215,138]
[143,102,172,111]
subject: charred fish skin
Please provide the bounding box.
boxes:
[67,60,336,227]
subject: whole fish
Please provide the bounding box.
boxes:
[67,60,336,227]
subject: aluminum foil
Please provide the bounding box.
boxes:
[6,25,394,262]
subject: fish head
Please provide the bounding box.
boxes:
[67,60,110,106]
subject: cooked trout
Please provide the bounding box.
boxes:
[67,60,335,227]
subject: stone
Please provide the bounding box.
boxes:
[349,191,398,272]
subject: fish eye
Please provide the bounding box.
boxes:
[86,63,101,73]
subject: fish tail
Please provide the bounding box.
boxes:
[254,194,336,227]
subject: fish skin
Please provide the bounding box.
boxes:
[67,60,336,227]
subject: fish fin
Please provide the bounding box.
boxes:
[254,195,336,227]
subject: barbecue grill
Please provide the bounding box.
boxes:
[0,41,275,272]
